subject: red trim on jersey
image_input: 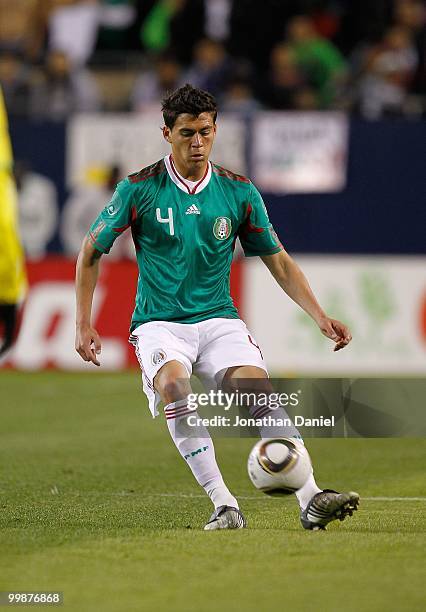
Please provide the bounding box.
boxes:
[170,156,209,195]
[112,205,137,234]
[239,203,264,238]
[112,224,129,234]
[130,206,140,251]
[212,163,250,184]
[88,232,107,252]
[128,160,165,183]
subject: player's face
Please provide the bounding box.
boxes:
[163,112,216,178]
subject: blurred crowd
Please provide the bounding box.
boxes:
[0,0,425,119]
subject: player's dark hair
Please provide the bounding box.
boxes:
[162,84,217,129]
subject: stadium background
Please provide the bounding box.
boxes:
[1,0,425,374]
[1,3,425,611]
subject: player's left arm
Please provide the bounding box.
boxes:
[261,249,352,352]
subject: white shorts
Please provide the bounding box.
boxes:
[129,317,267,417]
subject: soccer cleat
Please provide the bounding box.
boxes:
[204,505,247,530]
[300,489,360,531]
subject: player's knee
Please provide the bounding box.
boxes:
[222,366,271,395]
[221,369,273,410]
[154,361,191,404]
[160,378,191,404]
[154,362,191,404]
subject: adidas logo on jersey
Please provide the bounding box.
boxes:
[185,204,200,215]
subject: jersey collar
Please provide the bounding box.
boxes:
[164,154,212,195]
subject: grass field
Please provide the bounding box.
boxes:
[1,371,425,612]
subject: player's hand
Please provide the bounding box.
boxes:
[75,325,102,366]
[317,316,352,352]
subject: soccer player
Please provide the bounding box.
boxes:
[75,84,359,531]
[0,86,26,357]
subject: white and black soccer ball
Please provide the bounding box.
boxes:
[247,438,312,495]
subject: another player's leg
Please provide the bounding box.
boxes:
[155,360,245,530]
[223,366,359,530]
[0,303,18,357]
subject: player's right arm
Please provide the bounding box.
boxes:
[75,236,103,366]
[75,178,136,365]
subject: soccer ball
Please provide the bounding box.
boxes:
[247,438,312,495]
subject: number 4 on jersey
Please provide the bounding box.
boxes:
[156,207,174,236]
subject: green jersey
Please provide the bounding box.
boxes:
[89,155,283,331]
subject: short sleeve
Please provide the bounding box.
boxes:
[239,183,283,257]
[88,180,135,254]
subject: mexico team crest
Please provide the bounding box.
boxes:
[213,217,232,240]
[151,349,167,366]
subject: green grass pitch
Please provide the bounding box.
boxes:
[1,371,425,611]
